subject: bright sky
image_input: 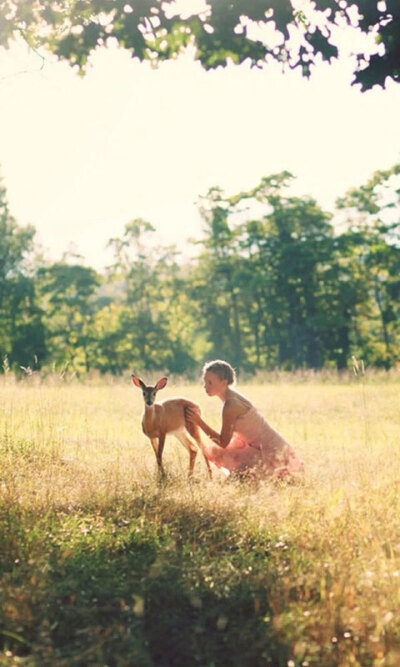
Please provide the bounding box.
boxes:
[0,11,399,270]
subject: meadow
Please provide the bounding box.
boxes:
[0,369,400,666]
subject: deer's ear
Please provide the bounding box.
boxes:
[132,374,144,389]
[155,377,168,391]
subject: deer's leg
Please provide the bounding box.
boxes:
[190,424,212,479]
[150,437,158,458]
[176,432,197,478]
[149,437,164,477]
[149,437,161,474]
[156,433,166,476]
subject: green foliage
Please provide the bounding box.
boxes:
[337,164,400,368]
[0,497,282,665]
[0,165,399,374]
[0,179,46,370]
[1,1,399,89]
[98,218,203,374]
[37,259,101,373]
[191,169,400,371]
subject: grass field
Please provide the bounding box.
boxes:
[1,370,400,666]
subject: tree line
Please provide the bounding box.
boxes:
[1,166,399,376]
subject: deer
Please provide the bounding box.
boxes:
[132,374,212,479]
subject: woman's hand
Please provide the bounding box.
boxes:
[185,405,201,424]
[185,406,222,445]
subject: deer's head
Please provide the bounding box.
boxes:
[132,374,168,406]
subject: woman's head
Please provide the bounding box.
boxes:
[202,360,236,385]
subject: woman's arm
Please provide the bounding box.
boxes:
[219,402,241,447]
[185,401,242,448]
[194,414,221,444]
[185,407,221,443]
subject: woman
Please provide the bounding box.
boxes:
[185,360,304,479]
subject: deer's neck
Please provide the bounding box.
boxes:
[142,404,158,436]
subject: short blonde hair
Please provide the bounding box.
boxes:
[202,360,236,385]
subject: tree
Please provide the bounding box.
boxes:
[37,256,101,372]
[193,173,346,370]
[232,174,342,369]
[0,177,46,370]
[336,163,400,367]
[191,187,246,370]
[103,219,200,374]
[1,1,399,90]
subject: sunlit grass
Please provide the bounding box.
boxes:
[1,371,400,665]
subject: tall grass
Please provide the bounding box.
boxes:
[0,370,399,665]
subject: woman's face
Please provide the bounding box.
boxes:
[203,370,227,397]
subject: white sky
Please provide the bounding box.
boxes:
[0,13,399,270]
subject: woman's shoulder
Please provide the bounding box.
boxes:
[224,391,253,416]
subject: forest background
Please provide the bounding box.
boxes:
[1,162,400,376]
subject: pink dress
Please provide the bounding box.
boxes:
[205,406,304,479]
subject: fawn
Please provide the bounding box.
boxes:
[132,374,212,479]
